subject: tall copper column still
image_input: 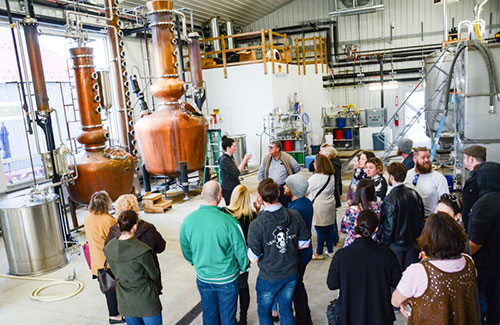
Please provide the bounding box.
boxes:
[188,32,206,110]
[135,0,207,176]
[104,0,136,156]
[67,47,134,205]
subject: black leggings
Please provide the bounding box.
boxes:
[239,272,250,321]
[105,291,119,317]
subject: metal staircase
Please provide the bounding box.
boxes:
[378,46,455,162]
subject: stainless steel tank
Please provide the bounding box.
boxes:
[230,134,248,174]
[0,191,68,275]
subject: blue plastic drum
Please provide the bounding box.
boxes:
[344,129,353,139]
[336,117,346,128]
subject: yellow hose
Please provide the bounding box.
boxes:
[0,273,84,302]
[474,23,482,41]
[344,103,359,114]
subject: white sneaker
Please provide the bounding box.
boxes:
[324,252,334,258]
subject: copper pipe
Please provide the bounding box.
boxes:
[23,17,50,114]
[69,47,107,149]
[147,0,185,105]
[104,0,134,153]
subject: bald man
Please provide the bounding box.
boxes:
[180,181,248,325]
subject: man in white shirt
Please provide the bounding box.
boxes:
[404,147,449,215]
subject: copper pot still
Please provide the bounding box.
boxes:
[135,0,207,176]
[67,47,134,205]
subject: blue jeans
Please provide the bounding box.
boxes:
[124,313,162,325]
[256,275,298,325]
[315,224,338,254]
[196,277,239,325]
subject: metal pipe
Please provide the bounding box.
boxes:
[226,21,234,50]
[380,60,384,108]
[443,0,448,41]
[209,17,221,55]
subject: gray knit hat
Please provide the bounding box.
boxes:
[285,174,308,198]
[398,138,413,154]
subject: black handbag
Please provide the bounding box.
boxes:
[97,260,117,294]
[326,298,340,325]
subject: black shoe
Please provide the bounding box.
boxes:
[109,317,126,324]
[271,313,280,323]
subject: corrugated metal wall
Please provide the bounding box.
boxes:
[245,0,500,52]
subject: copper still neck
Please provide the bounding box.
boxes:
[104,0,136,155]
[23,17,50,115]
[146,0,186,106]
[69,47,107,151]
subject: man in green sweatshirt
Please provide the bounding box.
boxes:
[180,180,248,325]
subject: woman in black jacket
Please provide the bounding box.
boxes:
[224,184,257,325]
[219,136,252,205]
[327,210,401,325]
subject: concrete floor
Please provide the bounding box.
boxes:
[0,167,407,324]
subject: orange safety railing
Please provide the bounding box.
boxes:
[295,36,328,75]
[185,29,291,79]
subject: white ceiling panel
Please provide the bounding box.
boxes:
[122,0,293,27]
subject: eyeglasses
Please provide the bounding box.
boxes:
[412,174,420,186]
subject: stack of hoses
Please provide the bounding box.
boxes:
[0,273,84,302]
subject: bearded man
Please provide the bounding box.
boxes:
[404,147,449,215]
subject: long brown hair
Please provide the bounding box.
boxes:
[418,212,466,259]
[315,154,335,175]
[352,179,376,210]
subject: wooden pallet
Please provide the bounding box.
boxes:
[143,192,172,213]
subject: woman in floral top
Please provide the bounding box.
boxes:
[341,179,381,247]
[347,151,375,205]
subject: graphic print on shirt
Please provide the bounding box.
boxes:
[266,226,296,253]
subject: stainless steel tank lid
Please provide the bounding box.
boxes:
[0,192,59,210]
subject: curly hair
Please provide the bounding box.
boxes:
[114,194,139,216]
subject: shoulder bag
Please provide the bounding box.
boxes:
[312,175,331,204]
[97,260,117,294]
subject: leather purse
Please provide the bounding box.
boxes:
[97,260,117,294]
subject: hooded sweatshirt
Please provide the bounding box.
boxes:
[106,219,165,291]
[104,237,162,317]
[247,205,311,281]
[468,162,500,283]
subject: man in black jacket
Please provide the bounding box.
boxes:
[468,162,500,325]
[461,145,486,232]
[377,162,425,271]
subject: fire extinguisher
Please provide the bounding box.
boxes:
[394,113,399,126]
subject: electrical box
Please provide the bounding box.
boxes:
[365,108,386,127]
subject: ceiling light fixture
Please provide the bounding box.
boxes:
[329,4,384,17]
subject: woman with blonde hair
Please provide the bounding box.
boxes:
[225,185,256,325]
[106,194,166,292]
[84,190,124,323]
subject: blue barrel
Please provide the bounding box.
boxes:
[344,129,353,139]
[445,175,454,193]
[336,117,346,128]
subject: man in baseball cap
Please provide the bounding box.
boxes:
[398,138,414,170]
[462,145,487,232]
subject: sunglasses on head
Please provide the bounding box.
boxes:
[440,193,461,209]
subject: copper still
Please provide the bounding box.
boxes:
[104,0,136,155]
[135,0,207,176]
[67,47,134,205]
